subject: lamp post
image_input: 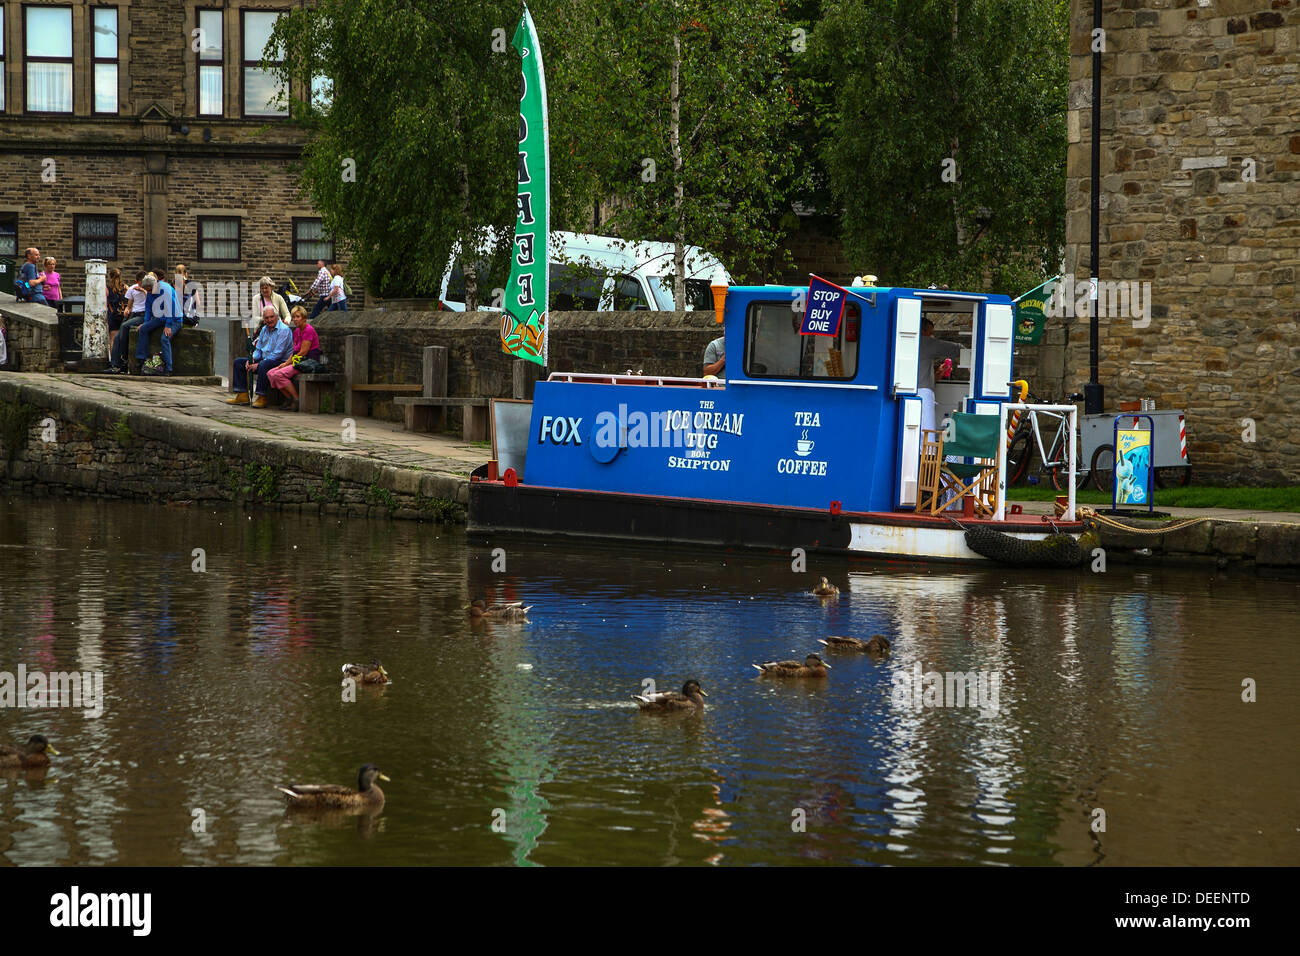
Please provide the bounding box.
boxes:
[1085,0,1104,414]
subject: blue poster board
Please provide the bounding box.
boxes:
[802,275,847,337]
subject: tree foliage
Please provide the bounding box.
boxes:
[816,0,1068,291]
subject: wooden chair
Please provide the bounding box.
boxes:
[918,412,1001,517]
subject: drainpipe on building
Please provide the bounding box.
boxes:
[81,259,109,372]
[1085,0,1104,414]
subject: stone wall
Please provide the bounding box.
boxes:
[0,378,466,521]
[1,297,60,371]
[1062,0,1300,483]
[310,309,722,426]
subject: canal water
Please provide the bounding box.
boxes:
[1,497,1295,866]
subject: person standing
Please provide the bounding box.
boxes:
[702,334,725,377]
[226,305,293,408]
[106,268,128,354]
[135,271,184,376]
[40,257,62,307]
[918,317,963,436]
[16,248,47,304]
[306,259,331,319]
[175,263,201,325]
[327,264,348,311]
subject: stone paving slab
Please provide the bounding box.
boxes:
[4,372,486,482]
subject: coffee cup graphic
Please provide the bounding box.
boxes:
[796,438,814,456]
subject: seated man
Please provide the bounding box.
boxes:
[227,306,293,407]
[134,272,184,376]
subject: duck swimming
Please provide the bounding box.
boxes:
[341,660,390,684]
[467,599,533,622]
[0,735,59,769]
[818,635,891,656]
[753,653,831,678]
[277,764,390,811]
[632,680,708,713]
[812,577,840,597]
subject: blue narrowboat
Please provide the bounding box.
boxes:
[469,283,1083,562]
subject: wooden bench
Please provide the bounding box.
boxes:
[342,334,423,416]
[394,345,490,441]
[297,372,345,413]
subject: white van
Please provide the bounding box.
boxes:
[439,230,730,312]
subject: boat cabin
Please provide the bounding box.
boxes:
[521,283,1017,516]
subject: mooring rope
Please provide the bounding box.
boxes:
[1076,506,1211,536]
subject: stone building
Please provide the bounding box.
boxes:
[1039,0,1299,483]
[0,0,349,308]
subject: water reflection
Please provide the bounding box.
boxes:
[0,497,1297,866]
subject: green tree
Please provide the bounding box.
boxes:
[546,0,800,306]
[816,0,1068,292]
[270,0,521,303]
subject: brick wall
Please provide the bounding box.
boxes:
[1062,0,1300,483]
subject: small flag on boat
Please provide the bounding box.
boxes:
[500,6,550,367]
[801,275,848,337]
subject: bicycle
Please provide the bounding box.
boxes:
[1003,382,1088,491]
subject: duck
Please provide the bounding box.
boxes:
[277,764,390,811]
[818,635,891,656]
[0,734,60,769]
[341,660,390,684]
[753,653,831,678]
[467,599,533,622]
[632,680,708,713]
[812,576,840,597]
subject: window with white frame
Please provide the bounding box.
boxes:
[197,8,224,116]
[25,6,74,113]
[242,10,286,117]
[92,7,119,114]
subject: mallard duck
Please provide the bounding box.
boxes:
[341,660,390,684]
[0,734,59,769]
[818,635,891,655]
[753,653,831,678]
[632,679,708,713]
[467,599,533,622]
[812,576,840,597]
[277,764,390,811]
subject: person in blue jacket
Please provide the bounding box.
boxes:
[135,270,185,376]
[225,305,294,407]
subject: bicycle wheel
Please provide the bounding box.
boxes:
[1005,432,1033,486]
[1090,444,1115,493]
[1050,445,1089,491]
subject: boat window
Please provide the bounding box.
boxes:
[549,263,605,311]
[744,301,860,380]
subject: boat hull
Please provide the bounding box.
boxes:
[468,478,1081,564]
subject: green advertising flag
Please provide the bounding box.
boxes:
[1012,275,1060,345]
[500,7,549,367]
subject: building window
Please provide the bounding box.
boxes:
[292,218,333,263]
[0,214,18,257]
[25,6,74,113]
[197,8,223,116]
[92,7,119,114]
[198,217,241,261]
[242,10,287,117]
[74,214,118,260]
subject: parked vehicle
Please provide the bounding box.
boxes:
[438,230,730,312]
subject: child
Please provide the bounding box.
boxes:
[41,257,62,305]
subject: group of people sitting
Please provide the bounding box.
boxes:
[106,265,198,376]
[225,278,322,410]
